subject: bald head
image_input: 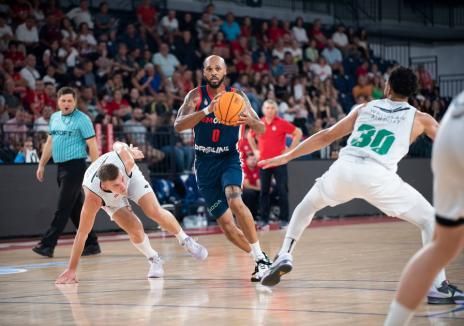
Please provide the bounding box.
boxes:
[203,55,226,69]
[203,55,227,89]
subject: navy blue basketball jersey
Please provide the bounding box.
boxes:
[194,85,244,156]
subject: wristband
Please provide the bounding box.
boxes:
[202,106,211,116]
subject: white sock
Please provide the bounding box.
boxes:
[132,234,158,259]
[384,299,414,326]
[175,230,189,244]
[279,237,297,256]
[250,241,265,261]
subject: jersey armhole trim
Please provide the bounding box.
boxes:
[408,109,417,143]
[115,151,133,178]
[83,185,105,206]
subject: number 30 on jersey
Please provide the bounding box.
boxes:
[351,124,395,155]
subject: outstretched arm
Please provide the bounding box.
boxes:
[259,107,360,169]
[174,88,223,132]
[55,189,101,284]
[235,89,265,135]
[411,111,439,142]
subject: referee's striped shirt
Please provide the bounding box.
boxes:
[49,109,95,163]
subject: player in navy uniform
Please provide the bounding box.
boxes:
[174,55,271,281]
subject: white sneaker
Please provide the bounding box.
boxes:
[251,252,272,282]
[260,252,293,286]
[182,237,208,261]
[147,255,164,278]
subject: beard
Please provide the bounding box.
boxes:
[205,76,225,89]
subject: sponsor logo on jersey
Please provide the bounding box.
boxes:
[201,116,221,124]
[194,144,230,154]
[50,130,73,136]
[369,107,407,124]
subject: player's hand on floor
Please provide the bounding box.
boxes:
[55,269,78,284]
[258,154,290,169]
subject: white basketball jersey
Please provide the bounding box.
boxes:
[83,151,138,207]
[339,99,417,172]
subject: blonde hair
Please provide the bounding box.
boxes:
[262,99,278,109]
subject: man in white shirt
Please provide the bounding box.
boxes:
[33,105,53,133]
[152,43,181,78]
[309,57,332,81]
[67,0,94,29]
[20,54,41,90]
[160,10,178,35]
[15,16,39,46]
[332,24,349,49]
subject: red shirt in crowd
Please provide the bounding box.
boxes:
[355,65,369,78]
[238,135,252,156]
[230,40,246,58]
[268,26,284,44]
[252,62,270,74]
[250,116,296,160]
[103,98,130,116]
[25,89,51,115]
[137,4,157,27]
[243,164,260,188]
[5,50,25,67]
[310,27,326,50]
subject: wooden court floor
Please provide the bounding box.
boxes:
[0,219,463,325]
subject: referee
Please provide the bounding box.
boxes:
[33,87,100,257]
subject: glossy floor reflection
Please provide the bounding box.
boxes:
[0,220,463,325]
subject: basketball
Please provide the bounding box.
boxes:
[214,92,245,125]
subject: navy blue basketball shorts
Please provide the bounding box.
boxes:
[194,152,243,219]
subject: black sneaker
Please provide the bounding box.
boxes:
[82,243,101,256]
[427,281,464,304]
[32,243,54,258]
[260,252,293,287]
[251,252,272,282]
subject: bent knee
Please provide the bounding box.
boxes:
[227,198,246,213]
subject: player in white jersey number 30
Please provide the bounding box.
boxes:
[55,141,208,284]
[258,66,464,304]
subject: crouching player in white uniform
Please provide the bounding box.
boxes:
[56,141,208,284]
[259,67,464,304]
[385,91,464,325]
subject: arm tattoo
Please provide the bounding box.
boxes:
[176,89,200,119]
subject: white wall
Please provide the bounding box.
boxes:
[410,43,464,76]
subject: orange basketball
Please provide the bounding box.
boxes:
[214,92,245,126]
